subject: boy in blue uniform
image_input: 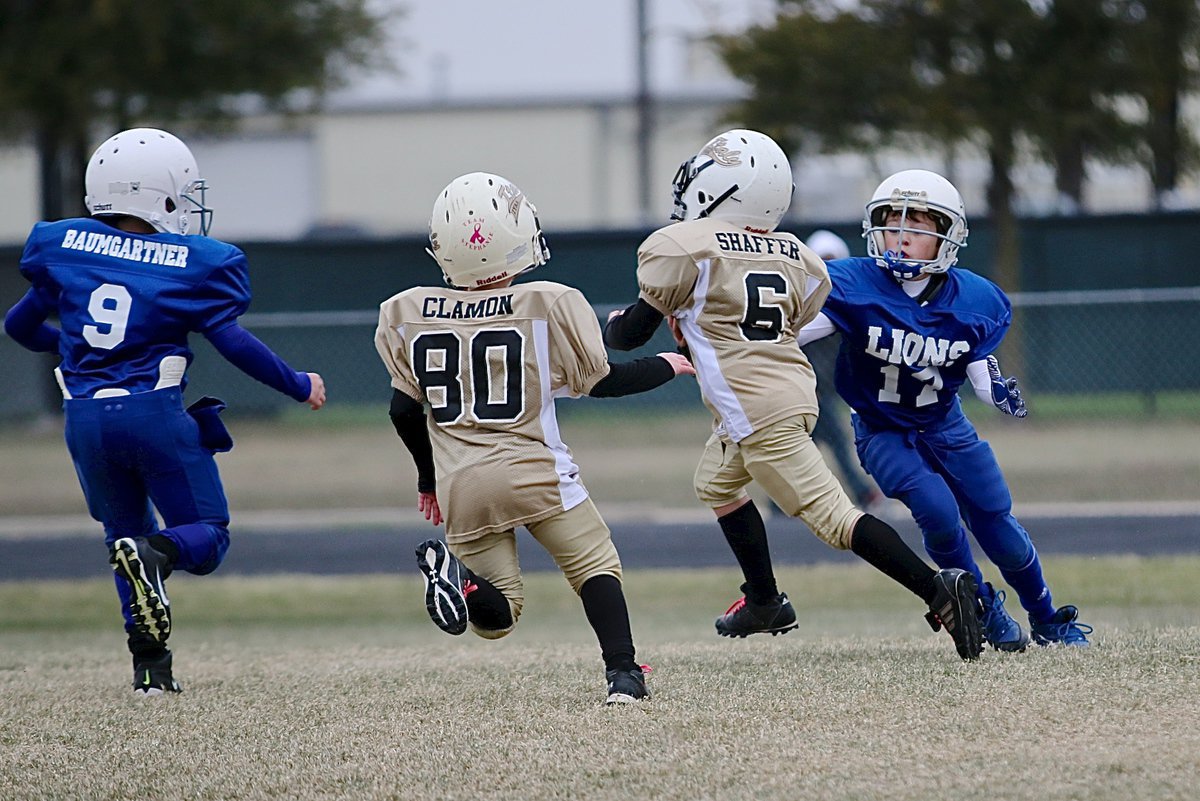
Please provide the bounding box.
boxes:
[3,128,327,694]
[796,169,1091,649]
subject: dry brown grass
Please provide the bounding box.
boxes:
[1,557,1198,801]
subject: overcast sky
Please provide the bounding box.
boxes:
[334,0,776,105]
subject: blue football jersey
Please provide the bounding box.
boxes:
[18,217,251,398]
[821,257,1011,430]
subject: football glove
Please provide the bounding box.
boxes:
[986,355,1028,418]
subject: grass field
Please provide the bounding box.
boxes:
[2,556,1198,801]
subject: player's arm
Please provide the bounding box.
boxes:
[205,323,323,409]
[3,288,60,353]
[966,356,1028,418]
[795,312,836,347]
[198,251,324,409]
[389,389,441,525]
[603,299,664,350]
[588,352,694,398]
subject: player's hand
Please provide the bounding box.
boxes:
[656,351,695,376]
[666,316,687,348]
[305,373,326,410]
[606,308,625,324]
[985,355,1027,418]
[418,491,443,526]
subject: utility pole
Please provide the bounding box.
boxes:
[635,0,652,225]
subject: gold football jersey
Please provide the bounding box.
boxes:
[375,280,611,541]
[637,217,830,442]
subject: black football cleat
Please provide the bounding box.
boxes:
[715,591,798,638]
[926,569,985,660]
[605,666,650,705]
[132,650,182,697]
[110,537,173,644]
[415,539,470,635]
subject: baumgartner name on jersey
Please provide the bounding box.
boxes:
[19,217,250,400]
[59,226,190,268]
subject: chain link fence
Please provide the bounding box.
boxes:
[7,287,1193,422]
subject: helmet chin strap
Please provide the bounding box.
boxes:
[697,185,739,219]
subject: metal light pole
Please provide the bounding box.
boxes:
[635,0,652,225]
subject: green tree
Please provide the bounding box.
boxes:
[719,0,1044,295]
[1024,0,1142,210]
[0,0,395,221]
[1117,0,1200,207]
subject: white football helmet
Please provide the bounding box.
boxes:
[427,172,550,289]
[863,169,967,279]
[670,129,794,233]
[84,128,212,236]
[805,229,850,261]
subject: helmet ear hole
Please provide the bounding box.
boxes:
[165,198,176,213]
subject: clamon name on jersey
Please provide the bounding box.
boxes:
[421,294,514,320]
[714,230,802,259]
[866,326,971,367]
[59,228,189,268]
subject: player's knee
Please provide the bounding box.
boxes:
[182,523,230,575]
[921,523,968,554]
[695,479,741,509]
[907,495,960,537]
[471,621,515,640]
[557,537,623,592]
[565,564,623,594]
[470,595,521,639]
[989,536,1036,573]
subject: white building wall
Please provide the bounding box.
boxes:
[3,96,1199,246]
[0,146,39,244]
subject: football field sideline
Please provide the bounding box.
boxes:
[2,500,1197,581]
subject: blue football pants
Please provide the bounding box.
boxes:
[852,410,1054,620]
[64,388,231,633]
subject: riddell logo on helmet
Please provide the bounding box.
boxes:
[475,270,509,287]
[463,218,493,251]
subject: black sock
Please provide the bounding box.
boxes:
[579,575,637,672]
[146,534,179,575]
[849,514,937,603]
[126,629,169,662]
[460,569,513,631]
[717,501,779,604]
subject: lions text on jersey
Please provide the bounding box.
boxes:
[821,257,1011,431]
